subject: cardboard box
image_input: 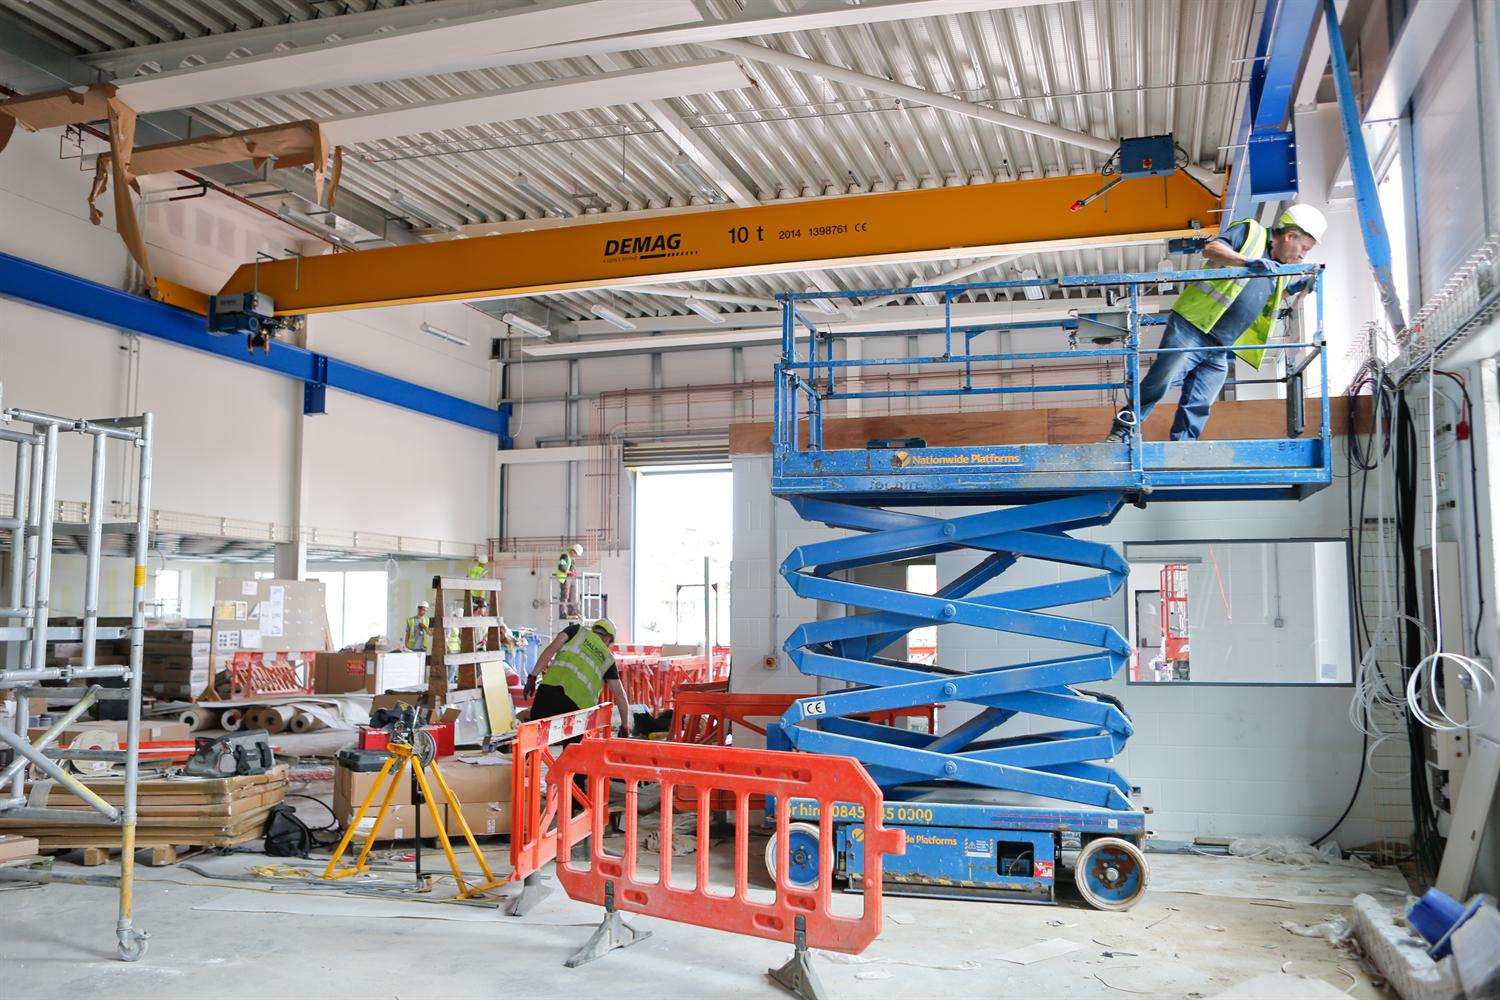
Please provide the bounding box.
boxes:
[0,835,40,863]
[26,719,192,742]
[333,764,446,841]
[316,651,369,695]
[447,801,512,837]
[440,754,513,804]
[317,651,427,695]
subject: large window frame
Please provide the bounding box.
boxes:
[1120,536,1358,688]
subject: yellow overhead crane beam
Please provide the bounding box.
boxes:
[218,172,1221,315]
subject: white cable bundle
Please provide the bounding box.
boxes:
[1405,362,1495,732]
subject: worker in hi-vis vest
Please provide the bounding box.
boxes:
[554,543,584,617]
[1106,203,1327,443]
[404,601,431,651]
[467,561,488,605]
[526,618,631,736]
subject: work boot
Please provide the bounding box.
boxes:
[1105,409,1136,444]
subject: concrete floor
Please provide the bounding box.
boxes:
[0,826,1401,1000]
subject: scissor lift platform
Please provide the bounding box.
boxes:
[773,437,1332,505]
[765,267,1330,910]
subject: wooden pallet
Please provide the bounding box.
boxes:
[48,844,189,867]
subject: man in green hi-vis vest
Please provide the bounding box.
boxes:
[1107,202,1327,443]
[526,617,632,736]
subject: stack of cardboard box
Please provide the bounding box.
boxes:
[140,627,212,700]
[333,753,512,841]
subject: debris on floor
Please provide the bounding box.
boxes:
[994,937,1084,965]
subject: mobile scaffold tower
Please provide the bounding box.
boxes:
[766,264,1329,909]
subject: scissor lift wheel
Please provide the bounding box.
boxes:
[764,822,823,888]
[1074,837,1148,910]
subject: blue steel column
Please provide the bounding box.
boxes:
[1127,281,1144,481]
[1321,0,1407,334]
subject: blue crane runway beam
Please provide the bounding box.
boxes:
[0,251,512,444]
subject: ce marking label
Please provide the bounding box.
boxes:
[855,222,869,232]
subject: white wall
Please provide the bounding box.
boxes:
[0,126,500,550]
[729,451,1384,847]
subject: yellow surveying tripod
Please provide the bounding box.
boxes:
[322,731,505,900]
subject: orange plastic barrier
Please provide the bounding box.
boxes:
[509,703,613,883]
[552,737,904,954]
[671,688,937,745]
[222,650,315,700]
[615,648,731,715]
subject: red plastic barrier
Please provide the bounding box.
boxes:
[509,703,613,883]
[222,650,316,700]
[552,737,904,954]
[671,688,937,746]
[615,649,731,715]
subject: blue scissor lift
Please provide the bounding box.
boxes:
[763,265,1331,909]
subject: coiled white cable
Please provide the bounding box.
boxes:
[1405,363,1493,731]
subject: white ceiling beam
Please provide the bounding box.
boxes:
[591,51,758,208]
[92,1,1043,111]
[502,0,1051,68]
[861,253,1026,310]
[320,59,749,146]
[109,0,703,114]
[705,39,1221,189]
[84,0,511,77]
[617,285,780,309]
[531,294,1174,357]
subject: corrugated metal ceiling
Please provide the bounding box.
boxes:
[0,0,1258,322]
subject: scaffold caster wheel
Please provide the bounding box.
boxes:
[764,822,821,888]
[117,927,149,962]
[1075,837,1148,911]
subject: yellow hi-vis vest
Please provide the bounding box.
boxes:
[1171,218,1289,370]
[542,626,612,709]
[404,615,429,651]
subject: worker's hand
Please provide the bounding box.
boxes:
[1246,258,1277,274]
[523,674,537,698]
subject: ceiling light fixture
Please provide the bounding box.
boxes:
[514,174,574,218]
[389,190,459,232]
[1019,267,1044,302]
[672,153,725,204]
[420,321,471,347]
[683,297,726,324]
[501,312,552,339]
[591,305,637,331]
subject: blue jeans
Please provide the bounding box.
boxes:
[1127,314,1231,441]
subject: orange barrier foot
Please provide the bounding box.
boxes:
[563,881,651,968]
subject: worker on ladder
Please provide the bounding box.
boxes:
[525,617,632,736]
[554,543,584,618]
[1106,203,1327,443]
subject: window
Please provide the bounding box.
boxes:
[153,569,184,616]
[632,465,732,645]
[1123,540,1354,685]
[309,569,390,648]
[906,562,937,665]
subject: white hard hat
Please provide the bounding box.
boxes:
[417,600,430,609]
[571,543,584,556]
[1277,203,1327,243]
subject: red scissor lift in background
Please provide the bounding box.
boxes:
[1160,562,1190,679]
